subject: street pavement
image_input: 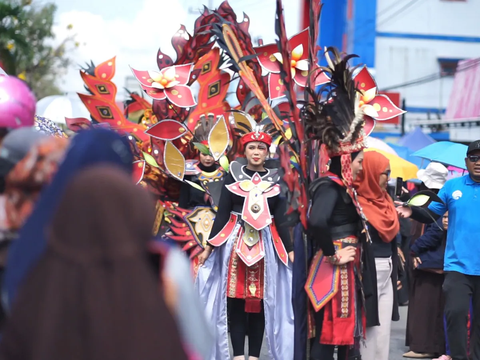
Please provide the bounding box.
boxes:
[234,305,436,359]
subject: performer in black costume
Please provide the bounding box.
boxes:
[178,115,225,211]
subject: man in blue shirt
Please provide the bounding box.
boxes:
[397,140,480,360]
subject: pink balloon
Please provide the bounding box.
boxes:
[0,76,36,129]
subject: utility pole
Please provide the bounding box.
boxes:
[401,98,406,136]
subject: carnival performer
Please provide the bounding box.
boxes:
[296,49,390,360]
[195,128,294,360]
[354,151,401,360]
[178,115,225,211]
[173,115,226,274]
[306,151,367,360]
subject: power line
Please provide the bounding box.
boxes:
[352,0,420,42]
[376,0,416,19]
[353,0,421,42]
[376,0,420,28]
[380,58,480,91]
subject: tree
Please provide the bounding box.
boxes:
[0,0,75,99]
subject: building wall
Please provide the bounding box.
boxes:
[376,0,480,36]
[374,0,480,132]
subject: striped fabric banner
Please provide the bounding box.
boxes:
[445,58,480,120]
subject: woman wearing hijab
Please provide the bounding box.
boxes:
[3,128,133,309]
[307,152,370,360]
[355,151,401,360]
[0,166,188,360]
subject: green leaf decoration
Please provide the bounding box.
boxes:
[185,180,205,192]
[142,151,159,168]
[407,194,430,207]
[219,155,230,172]
[193,142,211,155]
[405,190,445,207]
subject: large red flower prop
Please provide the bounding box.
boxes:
[353,66,406,136]
[354,67,405,120]
[131,64,196,108]
[255,29,329,100]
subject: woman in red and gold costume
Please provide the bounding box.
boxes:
[196,126,294,360]
[287,48,404,360]
[169,115,226,275]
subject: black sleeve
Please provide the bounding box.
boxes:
[273,196,293,253]
[208,173,235,241]
[410,206,441,224]
[177,179,191,208]
[307,182,338,256]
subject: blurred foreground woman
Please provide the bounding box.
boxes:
[0,166,188,360]
[3,128,133,308]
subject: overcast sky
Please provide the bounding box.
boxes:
[52,0,302,96]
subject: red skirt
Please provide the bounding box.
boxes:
[305,236,365,345]
[226,233,264,313]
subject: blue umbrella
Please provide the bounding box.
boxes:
[398,127,436,151]
[412,141,468,170]
[388,143,428,169]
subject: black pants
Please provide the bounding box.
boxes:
[310,308,361,360]
[228,298,265,357]
[443,272,480,360]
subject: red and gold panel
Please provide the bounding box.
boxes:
[227,175,280,231]
[94,56,116,81]
[77,93,149,142]
[235,227,265,267]
[227,234,265,313]
[268,73,285,100]
[367,94,405,121]
[163,141,186,181]
[164,85,197,108]
[185,206,216,249]
[255,43,281,73]
[156,48,174,70]
[80,71,117,102]
[65,117,92,131]
[208,213,238,247]
[288,28,309,60]
[133,160,145,185]
[186,48,231,131]
[145,119,187,141]
[354,66,377,94]
[208,116,230,161]
[270,222,288,266]
[305,249,340,312]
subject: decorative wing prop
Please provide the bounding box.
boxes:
[402,190,444,207]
